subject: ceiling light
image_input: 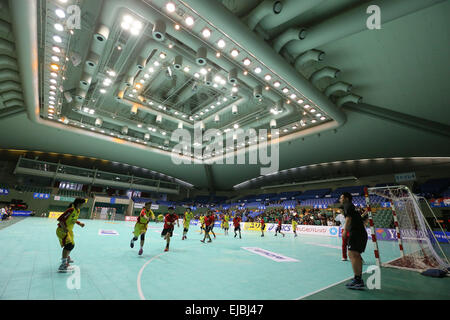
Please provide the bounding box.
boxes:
[243,58,251,66]
[310,108,316,113]
[216,52,221,58]
[49,85,56,90]
[282,87,289,93]
[149,67,155,73]
[217,39,226,48]
[121,21,130,30]
[100,89,106,94]
[200,68,207,75]
[283,129,288,133]
[50,63,59,71]
[174,24,180,30]
[53,35,62,43]
[49,96,55,101]
[265,86,270,91]
[264,74,271,81]
[55,9,65,18]
[140,79,145,84]
[154,61,160,66]
[144,74,150,79]
[243,70,248,76]
[194,73,200,78]
[231,49,239,57]
[117,46,122,51]
[312,119,317,123]
[254,67,262,74]
[54,23,64,31]
[159,52,166,59]
[290,94,297,99]
[185,16,194,26]
[50,72,58,78]
[231,86,238,93]
[234,124,239,129]
[49,91,56,96]
[137,124,142,128]
[303,104,310,109]
[183,66,190,72]
[320,116,326,120]
[273,81,280,87]
[108,70,116,77]
[166,2,176,12]
[50,79,57,84]
[202,28,211,38]
[51,56,60,62]
[135,83,142,89]
[297,99,304,104]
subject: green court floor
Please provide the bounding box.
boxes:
[0,217,448,300]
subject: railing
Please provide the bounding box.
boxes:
[14,157,181,194]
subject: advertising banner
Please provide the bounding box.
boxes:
[11,210,33,216]
[125,216,138,222]
[33,193,50,199]
[430,198,450,208]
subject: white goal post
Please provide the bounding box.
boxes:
[364,185,449,272]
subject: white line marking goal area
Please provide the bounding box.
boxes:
[241,247,299,262]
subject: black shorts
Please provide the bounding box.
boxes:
[348,232,368,253]
[234,225,240,231]
[161,227,174,238]
[276,226,282,232]
[183,228,188,232]
[205,225,212,233]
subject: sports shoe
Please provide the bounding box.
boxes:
[342,258,348,261]
[347,279,365,290]
[282,234,285,237]
[138,248,143,255]
[164,247,169,252]
[239,236,241,239]
[182,236,185,240]
[130,240,134,248]
[200,240,205,243]
[68,256,74,263]
[58,263,73,273]
[207,240,212,243]
[234,234,237,238]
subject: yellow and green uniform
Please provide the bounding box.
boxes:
[199,215,205,229]
[292,219,298,232]
[133,208,155,237]
[56,206,80,247]
[183,211,194,230]
[222,215,230,229]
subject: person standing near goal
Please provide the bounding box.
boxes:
[260,216,266,237]
[161,207,179,252]
[130,201,155,256]
[336,210,349,261]
[340,192,368,290]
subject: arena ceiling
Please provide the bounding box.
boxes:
[0,0,449,191]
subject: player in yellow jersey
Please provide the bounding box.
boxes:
[56,198,86,272]
[130,202,155,255]
[292,217,298,237]
[182,207,194,240]
[222,212,230,236]
[199,214,205,234]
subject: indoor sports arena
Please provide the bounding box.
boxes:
[0,0,449,307]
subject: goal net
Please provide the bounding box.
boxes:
[365,185,449,272]
[92,207,116,221]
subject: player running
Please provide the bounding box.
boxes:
[56,198,86,272]
[161,207,179,252]
[233,214,241,239]
[209,211,217,239]
[222,212,230,236]
[274,216,285,237]
[292,217,298,237]
[182,207,194,240]
[130,201,155,256]
[260,216,266,237]
[199,214,205,235]
[200,211,213,243]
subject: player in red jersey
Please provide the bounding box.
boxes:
[209,211,217,239]
[233,214,241,239]
[200,210,213,243]
[161,207,179,252]
[260,216,266,237]
[275,216,285,237]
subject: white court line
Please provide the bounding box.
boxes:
[294,257,400,300]
[305,242,341,249]
[137,253,165,300]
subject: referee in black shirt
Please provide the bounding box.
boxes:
[340,192,368,290]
